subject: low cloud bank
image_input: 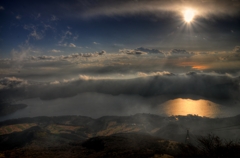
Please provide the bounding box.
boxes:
[0,72,239,104]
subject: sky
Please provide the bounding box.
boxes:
[0,0,240,119]
[1,0,240,57]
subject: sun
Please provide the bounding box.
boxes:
[183,9,195,23]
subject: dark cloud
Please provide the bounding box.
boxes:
[37,55,55,60]
[0,77,28,89]
[1,72,239,104]
[98,50,107,55]
[135,47,165,55]
[7,0,238,20]
[233,46,240,53]
[119,49,148,55]
[169,49,193,56]
[76,0,240,18]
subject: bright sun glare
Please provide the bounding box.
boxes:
[184,9,195,23]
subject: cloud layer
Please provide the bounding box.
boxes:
[0,72,239,105]
[77,0,240,18]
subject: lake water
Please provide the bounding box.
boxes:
[160,98,221,117]
[0,93,239,121]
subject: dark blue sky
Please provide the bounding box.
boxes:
[1,0,240,58]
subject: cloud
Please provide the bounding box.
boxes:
[233,46,240,53]
[58,43,68,47]
[59,31,72,44]
[79,0,240,19]
[135,47,165,55]
[98,50,106,55]
[50,49,62,53]
[51,15,58,21]
[32,13,41,20]
[169,49,193,56]
[6,46,240,80]
[119,49,148,55]
[0,6,4,10]
[37,13,41,18]
[0,77,28,90]
[37,55,55,60]
[58,42,77,48]
[11,44,40,63]
[137,71,173,77]
[35,72,240,102]
[73,35,78,41]
[30,30,43,40]
[50,80,60,85]
[81,53,98,57]
[16,15,21,20]
[24,25,43,41]
[169,49,195,57]
[0,72,239,105]
[119,47,188,56]
[69,43,76,47]
[93,42,100,45]
[79,75,93,80]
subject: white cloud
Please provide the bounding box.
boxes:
[93,42,100,45]
[51,15,58,21]
[24,25,43,42]
[50,49,62,53]
[59,31,72,44]
[30,30,43,40]
[137,71,172,77]
[79,75,93,80]
[69,43,76,47]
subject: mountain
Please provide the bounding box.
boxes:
[0,104,27,116]
[0,114,240,157]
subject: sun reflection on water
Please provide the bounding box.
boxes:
[161,98,220,117]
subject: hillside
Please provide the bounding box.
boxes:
[0,114,240,157]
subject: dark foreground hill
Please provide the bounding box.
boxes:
[0,114,240,157]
